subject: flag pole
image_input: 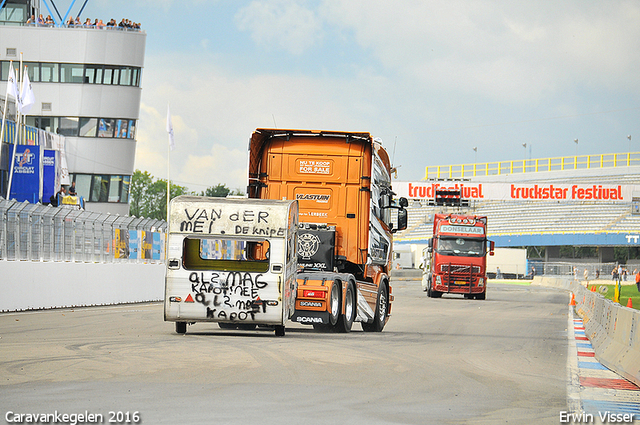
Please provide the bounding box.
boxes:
[166,102,174,223]
[0,66,10,175]
[6,56,23,200]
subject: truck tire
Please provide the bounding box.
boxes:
[334,283,355,333]
[362,281,388,332]
[275,325,285,336]
[476,292,486,300]
[328,281,340,326]
[427,276,441,298]
[175,322,187,334]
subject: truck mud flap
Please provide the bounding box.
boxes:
[355,287,375,323]
[291,310,329,325]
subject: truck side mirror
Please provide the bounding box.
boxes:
[489,240,495,256]
[399,197,408,208]
[427,237,433,252]
[393,207,408,233]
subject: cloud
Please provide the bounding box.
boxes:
[235,0,323,54]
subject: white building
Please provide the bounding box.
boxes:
[0,0,145,215]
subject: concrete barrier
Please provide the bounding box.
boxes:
[536,277,640,386]
[0,261,165,312]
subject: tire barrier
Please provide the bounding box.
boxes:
[533,276,640,386]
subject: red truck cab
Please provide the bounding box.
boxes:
[424,213,494,300]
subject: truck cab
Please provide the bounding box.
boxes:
[423,213,494,300]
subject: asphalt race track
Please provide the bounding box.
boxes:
[0,281,570,425]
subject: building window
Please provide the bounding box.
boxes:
[98,118,115,137]
[79,118,98,137]
[1,61,141,87]
[60,63,84,83]
[58,117,79,136]
[71,173,131,203]
[41,63,59,83]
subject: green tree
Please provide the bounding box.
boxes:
[199,184,244,198]
[129,170,189,219]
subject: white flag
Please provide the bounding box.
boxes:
[20,67,35,115]
[166,102,175,151]
[6,62,19,101]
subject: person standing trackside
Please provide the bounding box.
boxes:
[636,269,640,292]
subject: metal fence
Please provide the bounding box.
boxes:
[0,198,166,263]
[532,261,637,281]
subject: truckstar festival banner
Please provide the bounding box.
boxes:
[395,182,639,203]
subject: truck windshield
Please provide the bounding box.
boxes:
[182,237,270,272]
[436,237,485,257]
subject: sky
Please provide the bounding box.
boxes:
[78,0,640,192]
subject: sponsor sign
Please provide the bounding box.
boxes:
[396,182,636,202]
[440,225,485,236]
[42,149,57,202]
[298,159,332,175]
[10,145,40,203]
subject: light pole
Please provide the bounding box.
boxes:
[473,146,477,163]
[522,143,527,171]
[574,138,578,156]
[628,135,632,152]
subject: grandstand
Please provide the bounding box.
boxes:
[394,151,640,264]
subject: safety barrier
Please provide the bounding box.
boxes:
[0,198,167,263]
[533,276,640,386]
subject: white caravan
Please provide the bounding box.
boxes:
[164,196,298,336]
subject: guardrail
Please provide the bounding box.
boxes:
[532,276,640,386]
[0,198,166,263]
[425,152,640,179]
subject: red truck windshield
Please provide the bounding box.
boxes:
[435,237,485,257]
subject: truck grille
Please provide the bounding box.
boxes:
[440,264,481,274]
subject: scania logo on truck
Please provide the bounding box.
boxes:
[296,194,330,203]
[300,301,323,307]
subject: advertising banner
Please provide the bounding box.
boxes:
[115,229,129,259]
[152,232,162,260]
[10,145,40,203]
[395,181,639,203]
[128,230,139,260]
[42,149,57,202]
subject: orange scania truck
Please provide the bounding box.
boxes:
[248,129,408,332]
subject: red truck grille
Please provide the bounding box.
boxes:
[440,264,481,274]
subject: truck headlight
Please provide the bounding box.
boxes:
[478,278,484,287]
[435,275,441,285]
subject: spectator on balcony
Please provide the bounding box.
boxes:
[67,16,75,26]
[26,15,36,24]
[45,15,54,25]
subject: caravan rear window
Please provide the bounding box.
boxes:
[182,237,270,272]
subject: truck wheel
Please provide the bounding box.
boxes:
[426,276,433,298]
[275,325,285,336]
[335,283,355,333]
[362,282,388,332]
[328,281,340,326]
[476,292,486,300]
[175,322,187,334]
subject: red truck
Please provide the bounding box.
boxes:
[423,212,494,300]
